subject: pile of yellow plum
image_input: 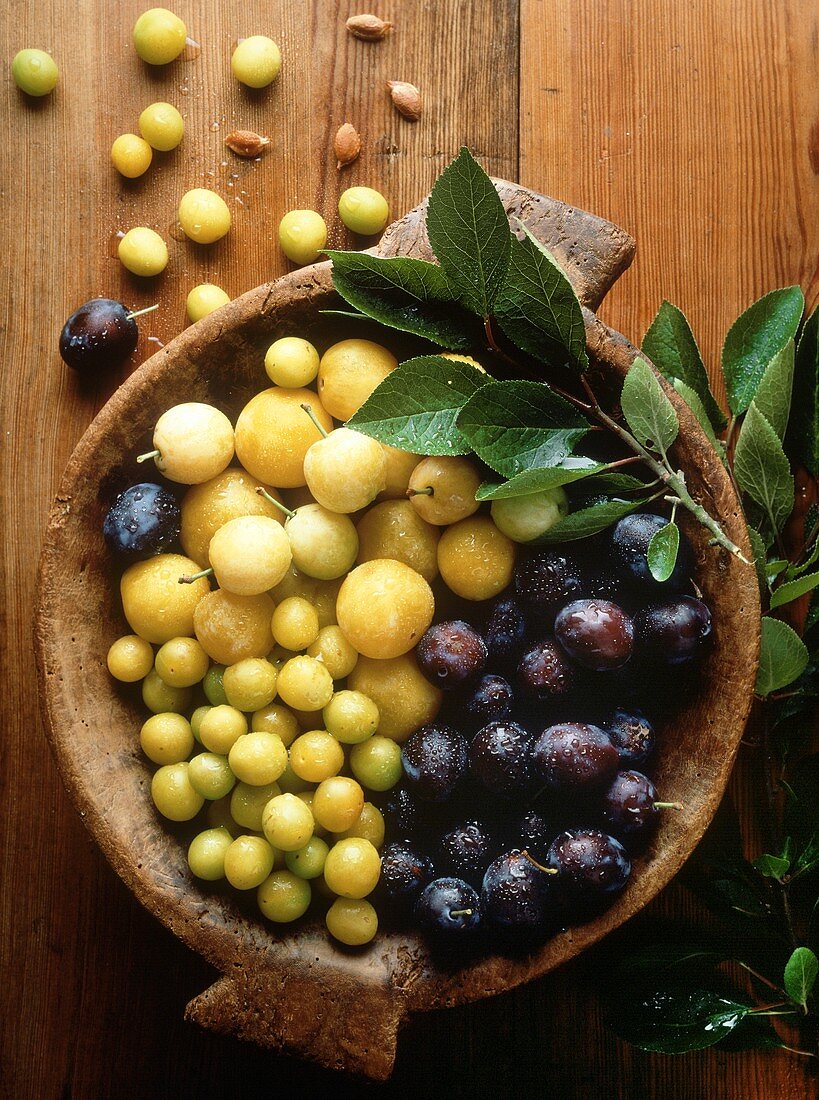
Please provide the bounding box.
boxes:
[105,336,517,945]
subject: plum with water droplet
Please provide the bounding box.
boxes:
[529,722,619,792]
[60,298,144,373]
[635,596,712,664]
[481,850,555,929]
[401,723,469,802]
[546,828,631,899]
[103,482,180,556]
[554,598,634,671]
[469,720,531,796]
[415,877,482,934]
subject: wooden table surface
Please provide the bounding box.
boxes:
[2,1,817,1096]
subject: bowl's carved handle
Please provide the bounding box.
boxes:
[186,968,408,1081]
[377,179,636,310]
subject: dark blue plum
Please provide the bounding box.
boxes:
[103,482,180,556]
[401,724,469,802]
[609,513,692,591]
[485,597,527,660]
[466,674,514,724]
[635,596,712,664]
[514,551,583,619]
[437,821,497,886]
[601,770,667,837]
[469,720,530,797]
[60,298,139,373]
[481,850,555,929]
[377,842,434,907]
[414,877,482,934]
[546,828,631,898]
[607,709,655,766]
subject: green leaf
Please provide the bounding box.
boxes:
[714,1015,788,1052]
[787,304,819,473]
[748,526,771,591]
[456,380,590,477]
[475,458,606,501]
[791,833,819,880]
[722,286,805,416]
[755,617,809,696]
[647,521,680,582]
[609,986,751,1054]
[346,355,487,455]
[620,357,679,458]
[531,496,651,544]
[574,472,653,495]
[769,571,819,610]
[753,340,795,440]
[610,943,728,982]
[494,225,588,371]
[734,403,794,535]
[783,947,818,1007]
[643,300,726,429]
[426,147,511,317]
[672,378,726,458]
[326,251,476,350]
[752,852,790,879]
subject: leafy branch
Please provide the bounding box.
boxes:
[328,146,817,1056]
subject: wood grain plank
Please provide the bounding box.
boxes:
[520,2,818,1098]
[0,1,519,1097]
[520,0,819,402]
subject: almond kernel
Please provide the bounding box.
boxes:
[225,130,270,157]
[334,123,362,169]
[346,14,393,40]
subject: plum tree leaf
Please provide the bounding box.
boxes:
[457,380,590,477]
[672,378,726,459]
[643,301,726,429]
[755,618,809,696]
[753,339,795,441]
[722,286,804,416]
[620,357,679,458]
[530,496,651,544]
[609,987,751,1054]
[647,521,680,583]
[346,355,487,455]
[783,947,818,1008]
[734,403,794,535]
[326,251,476,349]
[426,146,511,317]
[768,571,819,610]
[494,225,589,371]
[475,458,606,500]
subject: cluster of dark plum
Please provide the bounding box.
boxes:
[378,513,712,948]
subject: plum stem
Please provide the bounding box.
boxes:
[136,449,160,463]
[406,486,434,497]
[126,303,160,320]
[654,801,683,811]
[300,403,329,438]
[255,486,295,518]
[449,908,474,918]
[179,568,213,584]
[521,850,558,875]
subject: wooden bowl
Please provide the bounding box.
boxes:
[35,181,759,1081]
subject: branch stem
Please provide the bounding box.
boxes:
[579,377,750,564]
